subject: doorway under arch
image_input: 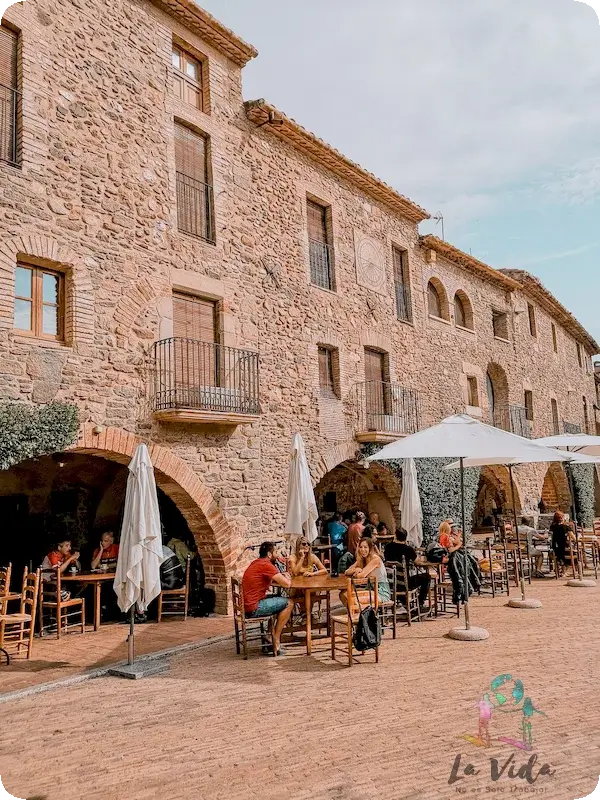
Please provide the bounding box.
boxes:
[486,363,510,430]
[541,463,571,514]
[472,465,522,528]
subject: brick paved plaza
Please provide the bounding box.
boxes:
[2,580,599,800]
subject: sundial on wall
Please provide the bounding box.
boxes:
[354,230,387,295]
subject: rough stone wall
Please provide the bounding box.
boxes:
[0,0,597,602]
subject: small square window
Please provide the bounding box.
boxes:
[14,263,65,341]
[492,309,509,340]
[172,44,205,112]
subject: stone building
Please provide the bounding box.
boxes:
[0,0,598,610]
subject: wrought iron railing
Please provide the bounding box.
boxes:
[490,406,511,432]
[0,83,20,166]
[395,283,412,323]
[353,381,421,436]
[176,172,214,242]
[151,338,260,415]
[309,239,333,290]
[509,404,531,438]
[563,421,582,435]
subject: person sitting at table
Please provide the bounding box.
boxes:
[377,521,390,538]
[327,513,347,573]
[367,511,380,528]
[242,541,294,657]
[41,538,80,601]
[549,511,575,576]
[517,517,548,578]
[384,528,430,610]
[91,531,120,571]
[438,520,453,550]
[341,537,391,609]
[347,511,366,555]
[289,537,328,578]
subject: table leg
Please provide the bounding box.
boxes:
[305,588,312,656]
[94,582,101,631]
[0,647,9,665]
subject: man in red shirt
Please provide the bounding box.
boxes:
[242,542,293,656]
[91,531,120,571]
[346,512,366,555]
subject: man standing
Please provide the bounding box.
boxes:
[242,542,294,656]
[346,512,366,556]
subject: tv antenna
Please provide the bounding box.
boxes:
[432,212,445,241]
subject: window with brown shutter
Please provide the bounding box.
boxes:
[527,304,537,337]
[467,376,479,407]
[0,24,19,166]
[14,262,65,340]
[393,246,411,322]
[174,123,214,241]
[172,44,204,112]
[551,323,558,353]
[551,398,560,435]
[318,346,339,397]
[307,199,333,290]
[524,390,534,421]
[172,292,218,389]
[427,281,442,318]
[364,348,389,420]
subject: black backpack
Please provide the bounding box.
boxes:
[426,542,448,563]
[352,583,382,652]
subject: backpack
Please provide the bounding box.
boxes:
[426,542,448,563]
[352,583,382,652]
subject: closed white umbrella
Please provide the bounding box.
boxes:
[114,444,163,666]
[285,433,318,543]
[400,458,423,547]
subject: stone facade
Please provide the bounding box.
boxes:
[0,0,598,609]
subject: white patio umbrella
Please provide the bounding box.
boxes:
[400,458,423,547]
[368,414,573,640]
[284,433,318,543]
[114,444,163,667]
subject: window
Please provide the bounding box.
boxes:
[0,24,19,166]
[392,246,412,322]
[577,342,583,369]
[13,263,64,340]
[551,398,560,435]
[454,291,474,330]
[317,346,339,398]
[583,397,590,434]
[492,309,509,340]
[307,199,333,290]
[172,292,218,387]
[172,44,204,111]
[527,304,537,337]
[486,373,495,415]
[551,323,558,353]
[427,281,442,318]
[524,390,534,421]
[467,376,479,407]
[174,123,214,242]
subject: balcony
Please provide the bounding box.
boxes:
[0,84,20,166]
[352,381,421,443]
[509,404,532,438]
[176,172,214,243]
[309,239,333,291]
[151,338,260,425]
[563,421,582,435]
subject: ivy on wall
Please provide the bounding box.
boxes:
[361,444,481,545]
[0,402,79,471]
[570,463,595,528]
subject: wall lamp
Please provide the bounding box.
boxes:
[257,110,284,129]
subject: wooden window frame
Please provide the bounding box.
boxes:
[14,262,65,341]
[427,281,443,319]
[0,23,21,167]
[172,43,205,113]
[318,345,339,398]
[524,390,534,422]
[551,398,560,435]
[307,198,334,291]
[527,304,537,337]
[174,122,214,242]
[392,246,412,322]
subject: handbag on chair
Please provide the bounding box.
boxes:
[352,582,382,652]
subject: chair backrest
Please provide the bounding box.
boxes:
[22,570,40,617]
[184,555,191,593]
[231,577,245,621]
[0,563,11,596]
[593,519,600,536]
[347,575,379,615]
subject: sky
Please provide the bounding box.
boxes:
[200,0,600,352]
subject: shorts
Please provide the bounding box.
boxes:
[245,596,289,618]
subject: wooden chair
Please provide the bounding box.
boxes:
[0,562,19,615]
[581,529,599,579]
[378,564,397,639]
[39,568,85,638]
[331,576,380,667]
[157,555,191,622]
[478,541,510,598]
[0,569,40,664]
[231,577,275,659]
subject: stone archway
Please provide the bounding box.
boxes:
[541,463,571,513]
[473,465,523,527]
[486,362,510,430]
[70,424,236,612]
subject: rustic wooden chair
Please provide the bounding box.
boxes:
[39,568,85,638]
[478,541,510,598]
[231,577,275,659]
[0,562,19,615]
[581,528,599,579]
[377,564,397,639]
[0,569,40,664]
[157,555,191,622]
[331,576,380,667]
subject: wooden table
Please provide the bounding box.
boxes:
[290,576,347,655]
[61,572,116,631]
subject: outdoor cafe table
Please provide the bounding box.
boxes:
[290,575,347,656]
[61,572,116,631]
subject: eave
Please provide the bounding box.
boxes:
[420,235,521,292]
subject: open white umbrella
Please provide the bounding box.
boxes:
[400,458,423,547]
[368,415,572,640]
[284,433,318,543]
[114,444,163,667]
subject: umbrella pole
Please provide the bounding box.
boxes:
[128,606,135,665]
[566,462,584,581]
[508,465,527,601]
[460,458,470,630]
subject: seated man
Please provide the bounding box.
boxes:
[41,538,80,601]
[242,541,293,656]
[517,517,548,578]
[384,528,430,609]
[327,513,347,574]
[91,531,120,571]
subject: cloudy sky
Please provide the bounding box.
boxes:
[201,0,600,350]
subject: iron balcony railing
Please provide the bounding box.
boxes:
[176,172,214,242]
[353,381,421,436]
[152,338,260,416]
[563,421,582,435]
[395,283,412,323]
[490,405,511,432]
[309,239,333,291]
[0,83,20,166]
[509,404,531,438]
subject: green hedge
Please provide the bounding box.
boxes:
[570,463,595,528]
[0,402,79,471]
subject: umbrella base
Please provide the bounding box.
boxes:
[108,661,168,680]
[566,578,596,588]
[448,625,489,641]
[508,597,542,609]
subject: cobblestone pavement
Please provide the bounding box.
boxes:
[2,580,599,800]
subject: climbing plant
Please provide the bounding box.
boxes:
[0,402,79,471]
[360,445,480,545]
[570,463,595,528]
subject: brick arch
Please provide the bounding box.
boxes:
[427,276,450,321]
[69,424,236,613]
[0,234,94,344]
[312,441,359,487]
[479,465,523,513]
[113,277,169,339]
[542,463,571,513]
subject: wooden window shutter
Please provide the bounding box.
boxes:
[364,348,384,383]
[0,25,17,90]
[173,292,216,342]
[174,123,206,183]
[307,200,327,243]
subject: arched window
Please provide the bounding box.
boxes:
[427,280,442,318]
[454,291,474,330]
[486,372,495,415]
